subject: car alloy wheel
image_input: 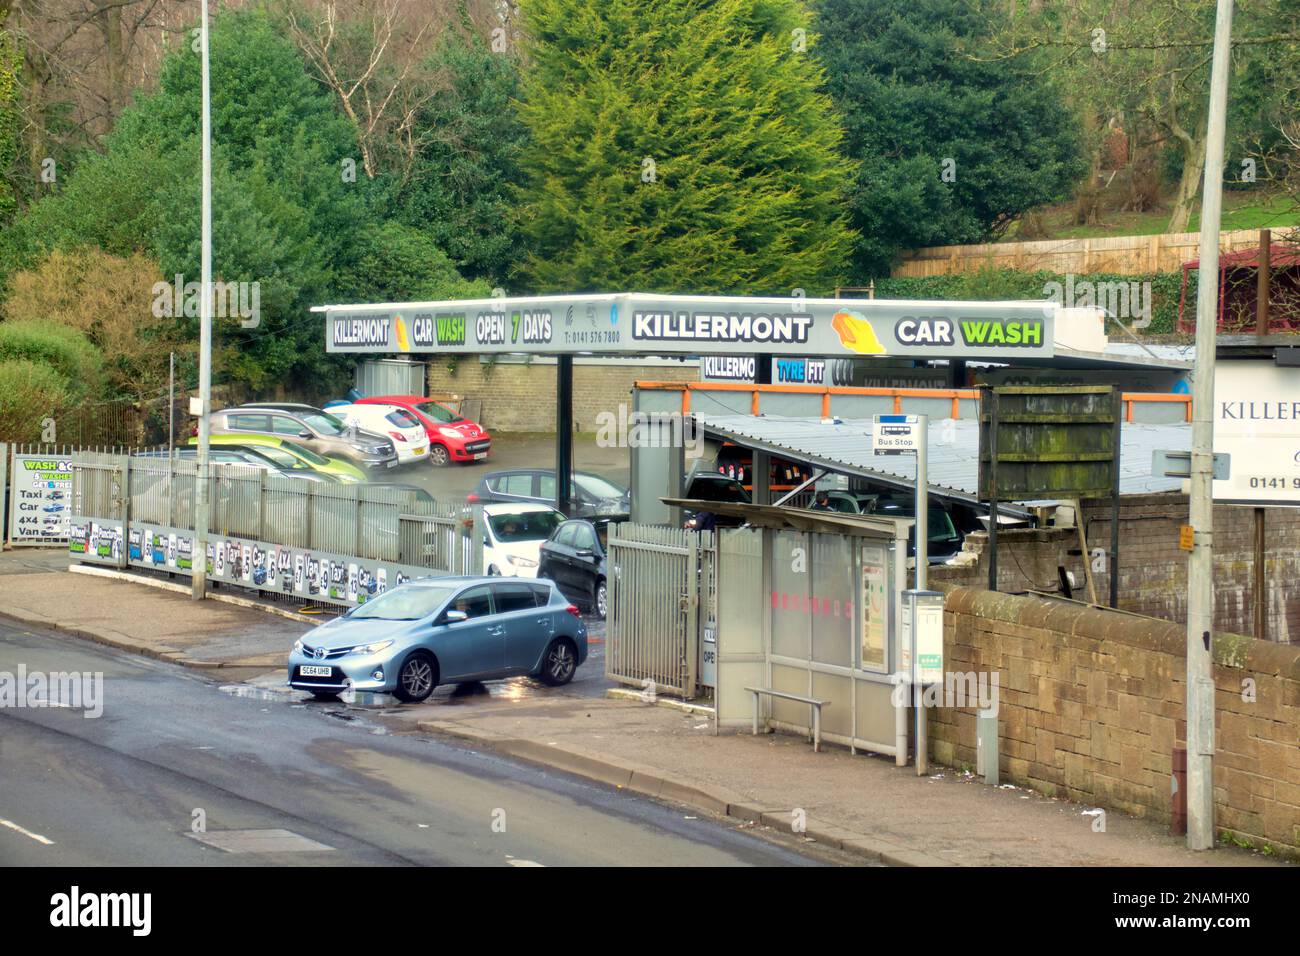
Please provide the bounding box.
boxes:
[395,653,436,703]
[541,640,576,686]
[595,580,608,620]
[429,445,450,467]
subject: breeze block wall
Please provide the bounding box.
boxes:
[930,492,1300,645]
[424,358,698,432]
[932,587,1300,859]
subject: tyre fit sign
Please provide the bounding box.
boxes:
[10,456,73,541]
[320,293,1056,360]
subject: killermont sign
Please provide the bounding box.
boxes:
[316,293,1057,360]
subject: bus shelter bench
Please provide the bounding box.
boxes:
[745,687,831,753]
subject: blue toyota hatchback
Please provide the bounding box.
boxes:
[288,576,588,703]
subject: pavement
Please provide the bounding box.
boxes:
[2,546,1290,868]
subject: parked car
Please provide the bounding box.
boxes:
[681,471,751,529]
[468,469,631,518]
[326,402,432,465]
[211,404,397,470]
[355,394,492,467]
[537,515,629,619]
[193,434,366,482]
[287,576,587,702]
[866,495,965,563]
[135,446,338,482]
[482,503,567,578]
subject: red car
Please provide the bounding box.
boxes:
[356,395,491,466]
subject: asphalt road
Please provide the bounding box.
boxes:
[0,617,852,867]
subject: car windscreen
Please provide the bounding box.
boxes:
[279,440,330,465]
[301,411,347,435]
[249,447,313,471]
[574,474,627,500]
[490,510,564,542]
[385,409,421,428]
[415,401,464,424]
[347,583,459,620]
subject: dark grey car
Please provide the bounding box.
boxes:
[211,404,397,470]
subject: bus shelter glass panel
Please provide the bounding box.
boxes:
[810,532,853,668]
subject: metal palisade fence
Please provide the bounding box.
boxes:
[606,522,715,698]
[66,452,480,607]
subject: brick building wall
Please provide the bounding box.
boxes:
[931,492,1300,644]
[424,358,698,432]
[932,588,1300,858]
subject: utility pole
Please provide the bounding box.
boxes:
[1186,0,1235,851]
[192,0,213,600]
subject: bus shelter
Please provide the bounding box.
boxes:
[659,499,918,761]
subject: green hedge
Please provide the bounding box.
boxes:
[874,267,1194,335]
[0,320,103,393]
[0,358,72,442]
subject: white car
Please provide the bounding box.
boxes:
[328,403,431,465]
[482,503,566,577]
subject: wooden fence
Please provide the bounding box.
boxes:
[892,226,1296,278]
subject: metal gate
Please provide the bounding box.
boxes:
[606,523,714,698]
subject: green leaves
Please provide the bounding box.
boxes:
[516,0,856,294]
[816,0,1083,277]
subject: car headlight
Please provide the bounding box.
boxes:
[438,427,461,438]
[507,555,538,568]
[349,640,394,656]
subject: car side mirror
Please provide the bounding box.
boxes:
[442,609,468,624]
[576,548,594,559]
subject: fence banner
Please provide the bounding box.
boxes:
[8,451,75,546]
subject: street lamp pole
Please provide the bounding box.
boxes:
[191,0,213,600]
[1186,0,1235,850]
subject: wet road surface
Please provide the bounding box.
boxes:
[0,617,855,866]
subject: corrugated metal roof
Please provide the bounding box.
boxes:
[693,414,1189,505]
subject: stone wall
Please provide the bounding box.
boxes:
[932,587,1300,858]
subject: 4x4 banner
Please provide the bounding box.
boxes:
[318,292,1057,361]
[7,452,74,545]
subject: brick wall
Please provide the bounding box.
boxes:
[932,588,1300,858]
[931,492,1300,644]
[424,358,698,432]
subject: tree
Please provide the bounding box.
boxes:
[3,247,179,404]
[515,0,856,295]
[815,0,1083,276]
[0,358,71,441]
[334,219,492,302]
[390,31,528,283]
[988,0,1300,233]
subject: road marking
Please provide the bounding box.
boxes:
[0,818,55,845]
[507,858,544,867]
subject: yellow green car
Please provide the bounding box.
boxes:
[189,434,366,482]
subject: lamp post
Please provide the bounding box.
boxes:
[1185,0,1236,850]
[191,0,213,600]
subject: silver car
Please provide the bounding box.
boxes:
[211,403,397,470]
[288,576,589,702]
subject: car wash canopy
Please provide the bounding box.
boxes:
[316,293,1057,360]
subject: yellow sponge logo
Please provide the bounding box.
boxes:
[394,315,411,352]
[831,310,886,354]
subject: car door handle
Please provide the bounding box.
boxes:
[487,625,506,637]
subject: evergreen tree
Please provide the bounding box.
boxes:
[814,0,1083,276]
[516,0,856,295]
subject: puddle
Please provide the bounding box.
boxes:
[218,684,296,702]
